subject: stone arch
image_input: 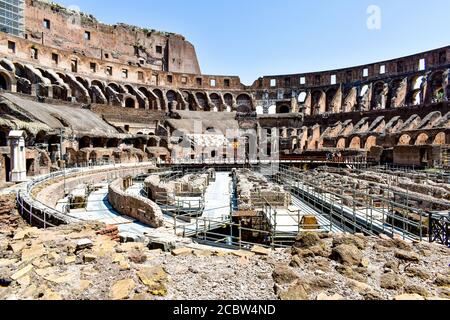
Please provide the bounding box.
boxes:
[195,92,209,111]
[133,138,144,150]
[139,87,159,110]
[153,89,166,110]
[325,88,337,113]
[298,92,307,103]
[398,134,412,146]
[408,75,423,105]
[267,105,276,115]
[183,91,197,111]
[209,93,222,112]
[433,132,446,145]
[371,81,387,110]
[108,82,121,93]
[256,105,264,115]
[336,138,346,149]
[277,105,290,114]
[429,71,444,103]
[0,70,15,91]
[364,136,377,150]
[415,133,429,146]
[236,93,252,110]
[76,76,90,91]
[166,90,180,110]
[125,97,136,109]
[349,136,361,149]
[223,93,233,108]
[311,90,325,115]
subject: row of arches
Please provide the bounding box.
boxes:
[294,69,449,116]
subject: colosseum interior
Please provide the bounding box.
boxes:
[0,0,449,302]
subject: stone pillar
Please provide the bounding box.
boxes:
[8,130,27,182]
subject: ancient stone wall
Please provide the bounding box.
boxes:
[24,0,200,74]
[108,177,164,228]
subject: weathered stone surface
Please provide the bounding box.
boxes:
[405,266,430,280]
[110,279,135,300]
[290,255,303,268]
[11,265,33,281]
[64,256,77,265]
[171,248,193,257]
[251,246,271,256]
[405,284,429,297]
[294,232,321,249]
[435,274,450,287]
[128,250,147,263]
[380,273,405,290]
[394,249,420,262]
[137,266,168,296]
[332,235,366,250]
[272,265,299,285]
[76,239,93,251]
[330,244,362,266]
[231,250,255,259]
[83,253,97,263]
[279,282,309,300]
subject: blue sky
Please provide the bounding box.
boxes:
[56,0,450,85]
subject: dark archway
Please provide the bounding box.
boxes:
[277,105,290,114]
[125,97,136,109]
[79,136,91,149]
[0,73,9,90]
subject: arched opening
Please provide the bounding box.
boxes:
[298,92,307,104]
[364,136,377,150]
[153,89,166,110]
[0,130,7,146]
[0,73,10,91]
[148,137,158,147]
[267,105,276,115]
[138,87,158,110]
[349,136,361,150]
[125,97,136,109]
[325,88,337,113]
[277,105,290,114]
[195,92,208,111]
[433,132,446,145]
[166,90,180,110]
[311,90,324,115]
[223,93,233,109]
[408,76,423,106]
[398,134,412,146]
[210,93,221,111]
[133,138,144,150]
[371,82,387,110]
[236,94,252,110]
[336,138,346,149]
[92,137,105,148]
[108,82,120,93]
[79,136,91,149]
[415,133,429,146]
[429,71,444,103]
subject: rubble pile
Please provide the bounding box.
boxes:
[0,218,448,300]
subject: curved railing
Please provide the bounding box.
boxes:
[16,161,156,229]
